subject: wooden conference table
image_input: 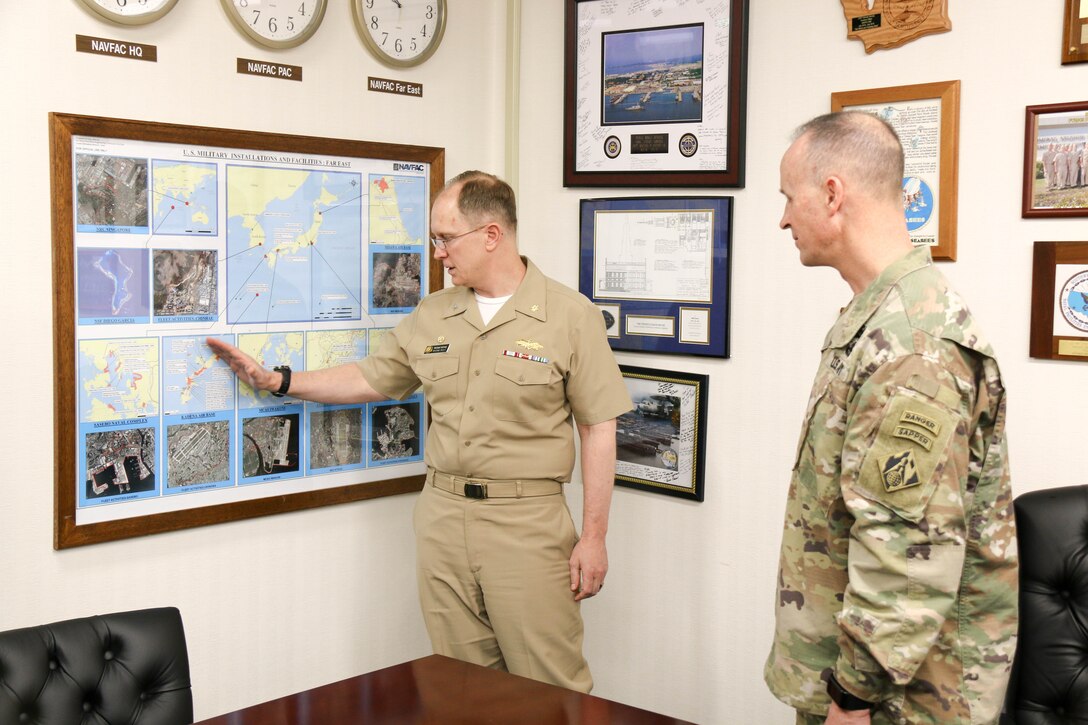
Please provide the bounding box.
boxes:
[195,654,694,724]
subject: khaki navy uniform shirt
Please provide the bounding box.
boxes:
[358,257,632,481]
[765,247,1018,724]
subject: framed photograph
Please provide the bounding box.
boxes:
[1022,101,1088,218]
[51,112,444,549]
[579,196,732,358]
[616,366,708,501]
[1063,0,1088,64]
[562,0,749,188]
[1030,241,1088,361]
[831,80,960,261]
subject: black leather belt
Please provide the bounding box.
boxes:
[427,469,563,499]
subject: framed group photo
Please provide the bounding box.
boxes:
[615,366,708,501]
[1022,101,1088,218]
[579,196,732,358]
[831,80,961,261]
[563,0,749,187]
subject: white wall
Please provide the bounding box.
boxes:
[0,1,508,720]
[519,1,1086,723]
[3,1,1085,723]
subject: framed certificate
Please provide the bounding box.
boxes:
[579,196,732,358]
[563,0,749,187]
[832,80,960,261]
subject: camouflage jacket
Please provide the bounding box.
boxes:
[764,248,1018,724]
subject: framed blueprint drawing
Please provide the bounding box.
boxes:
[50,112,443,548]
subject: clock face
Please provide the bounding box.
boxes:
[77,0,180,25]
[221,0,329,49]
[353,0,447,68]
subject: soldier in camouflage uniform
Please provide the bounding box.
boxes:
[764,112,1018,725]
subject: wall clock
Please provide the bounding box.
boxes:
[76,0,181,25]
[352,0,447,67]
[221,0,328,49]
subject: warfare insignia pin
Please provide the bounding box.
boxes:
[881,450,921,493]
[516,339,544,351]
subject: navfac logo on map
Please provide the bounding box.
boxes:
[393,162,425,172]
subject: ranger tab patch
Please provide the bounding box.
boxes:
[881,450,921,493]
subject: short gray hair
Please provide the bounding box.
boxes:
[792,111,904,203]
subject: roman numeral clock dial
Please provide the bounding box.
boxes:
[221,0,329,49]
[353,0,447,68]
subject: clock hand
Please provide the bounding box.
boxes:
[391,0,402,7]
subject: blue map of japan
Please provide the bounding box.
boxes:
[225,166,363,324]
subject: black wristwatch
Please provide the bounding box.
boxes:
[271,365,292,397]
[827,673,874,711]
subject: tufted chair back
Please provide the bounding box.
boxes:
[1003,485,1088,723]
[0,607,192,725]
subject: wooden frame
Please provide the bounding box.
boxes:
[562,0,749,188]
[1063,0,1088,64]
[1030,241,1088,361]
[615,365,708,502]
[832,80,960,261]
[1022,101,1088,218]
[50,112,444,548]
[578,196,732,358]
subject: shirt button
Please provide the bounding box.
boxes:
[474,369,480,376]
[464,441,472,447]
[468,405,475,412]
[480,334,488,340]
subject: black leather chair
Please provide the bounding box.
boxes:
[1003,485,1088,723]
[0,607,193,725]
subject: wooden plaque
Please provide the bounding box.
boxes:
[840,0,951,54]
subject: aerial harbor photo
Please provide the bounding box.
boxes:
[602,23,704,126]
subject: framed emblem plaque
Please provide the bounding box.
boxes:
[839,0,952,54]
[1030,241,1088,361]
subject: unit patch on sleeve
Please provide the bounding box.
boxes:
[880,449,921,492]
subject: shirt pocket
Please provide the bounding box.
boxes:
[413,355,459,417]
[493,356,561,423]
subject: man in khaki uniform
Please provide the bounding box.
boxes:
[208,171,632,693]
[764,113,1018,724]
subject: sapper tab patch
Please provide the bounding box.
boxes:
[881,450,921,493]
[424,344,450,354]
[892,425,934,451]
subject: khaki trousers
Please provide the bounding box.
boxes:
[413,479,592,692]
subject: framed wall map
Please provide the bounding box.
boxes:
[50,113,444,548]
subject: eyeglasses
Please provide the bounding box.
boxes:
[429,223,490,250]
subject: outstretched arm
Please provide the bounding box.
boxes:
[205,336,388,405]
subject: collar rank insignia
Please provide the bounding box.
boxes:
[516,339,544,351]
[530,304,540,312]
[880,450,921,493]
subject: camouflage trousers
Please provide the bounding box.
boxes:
[796,710,896,725]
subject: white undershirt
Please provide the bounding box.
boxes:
[475,292,512,326]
